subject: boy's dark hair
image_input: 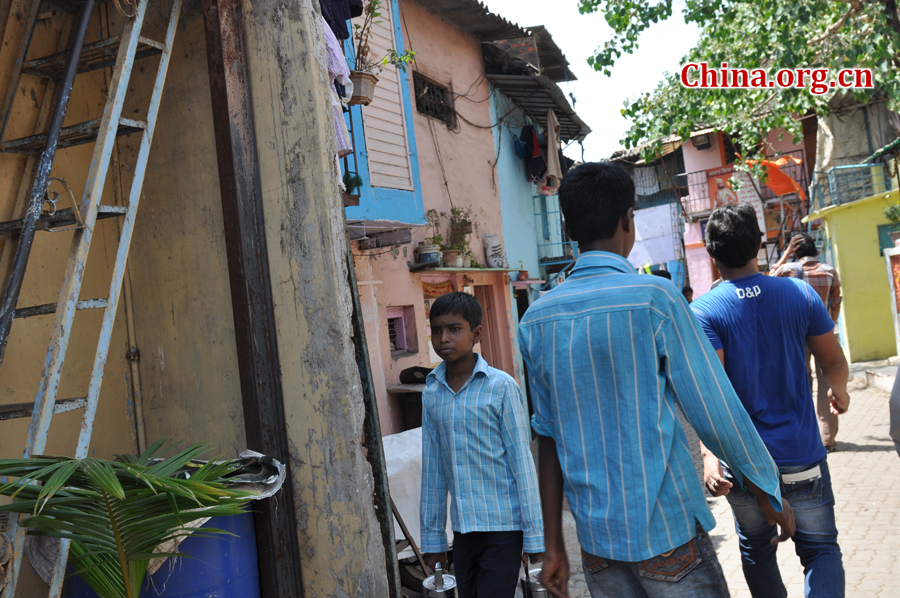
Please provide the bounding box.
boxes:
[558,162,635,244]
[792,233,818,259]
[430,292,482,329]
[651,270,672,280]
[682,286,693,295]
[705,203,762,269]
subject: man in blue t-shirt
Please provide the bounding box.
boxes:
[691,204,850,598]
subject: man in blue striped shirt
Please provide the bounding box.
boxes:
[518,162,794,598]
[420,292,544,596]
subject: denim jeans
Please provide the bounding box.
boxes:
[723,457,844,598]
[582,524,729,598]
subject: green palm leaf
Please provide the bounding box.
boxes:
[0,443,254,598]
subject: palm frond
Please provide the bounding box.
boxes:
[0,442,254,598]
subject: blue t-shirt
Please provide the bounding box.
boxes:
[691,273,834,466]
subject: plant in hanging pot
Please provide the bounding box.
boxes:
[0,441,257,598]
[349,0,415,106]
[885,202,900,247]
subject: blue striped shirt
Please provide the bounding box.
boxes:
[420,355,544,554]
[518,251,783,562]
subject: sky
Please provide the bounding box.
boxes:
[480,0,701,162]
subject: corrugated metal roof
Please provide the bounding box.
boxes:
[486,74,591,142]
[411,0,529,41]
[525,26,576,83]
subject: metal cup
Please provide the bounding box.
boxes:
[422,562,457,598]
[520,567,548,597]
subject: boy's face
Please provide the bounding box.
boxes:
[431,312,482,364]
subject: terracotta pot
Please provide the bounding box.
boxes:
[348,71,378,106]
[442,249,461,268]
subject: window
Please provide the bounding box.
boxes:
[878,224,898,256]
[413,72,456,128]
[386,306,418,356]
[387,317,405,351]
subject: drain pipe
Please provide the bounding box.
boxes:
[122,267,145,453]
[0,0,96,367]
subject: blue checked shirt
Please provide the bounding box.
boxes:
[420,355,544,554]
[518,251,783,562]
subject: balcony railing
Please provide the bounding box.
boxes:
[534,194,579,266]
[810,163,893,211]
[679,149,810,218]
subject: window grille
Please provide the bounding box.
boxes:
[387,317,404,352]
[413,72,456,128]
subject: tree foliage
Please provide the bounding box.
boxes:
[580,0,900,158]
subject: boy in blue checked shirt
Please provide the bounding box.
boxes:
[420,292,543,597]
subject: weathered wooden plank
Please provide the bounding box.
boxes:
[200,0,305,595]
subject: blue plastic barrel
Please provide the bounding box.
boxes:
[62,513,261,598]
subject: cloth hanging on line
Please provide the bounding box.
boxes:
[633,166,660,196]
[319,0,362,40]
[520,125,547,183]
[544,110,563,191]
[323,17,353,157]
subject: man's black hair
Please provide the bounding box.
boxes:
[651,270,672,280]
[705,203,762,269]
[558,161,635,244]
[682,286,693,295]
[792,233,818,259]
[430,291,482,329]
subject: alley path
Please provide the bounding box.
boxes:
[560,374,900,597]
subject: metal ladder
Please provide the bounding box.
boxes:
[0,0,181,594]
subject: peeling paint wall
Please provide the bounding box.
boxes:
[239,0,389,594]
[4,0,390,594]
[123,0,247,457]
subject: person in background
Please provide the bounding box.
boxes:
[682,285,694,303]
[891,363,900,458]
[420,292,543,597]
[770,233,843,451]
[692,204,850,598]
[519,163,793,598]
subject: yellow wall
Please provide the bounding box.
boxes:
[823,190,898,362]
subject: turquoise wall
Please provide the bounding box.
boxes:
[490,88,541,283]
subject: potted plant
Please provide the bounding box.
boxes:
[349,0,416,106]
[416,209,443,264]
[342,171,363,206]
[0,441,256,598]
[885,202,900,247]
[443,207,474,268]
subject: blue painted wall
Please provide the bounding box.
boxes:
[490,88,540,281]
[342,0,425,224]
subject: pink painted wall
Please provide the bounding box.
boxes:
[763,127,804,156]
[352,2,519,436]
[400,0,506,264]
[683,135,724,174]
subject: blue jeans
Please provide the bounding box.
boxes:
[723,457,844,598]
[582,524,729,598]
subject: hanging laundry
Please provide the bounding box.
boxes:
[319,0,356,40]
[632,165,660,196]
[545,110,563,188]
[520,125,547,183]
[322,17,353,157]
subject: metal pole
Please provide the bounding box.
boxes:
[0,0,96,368]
